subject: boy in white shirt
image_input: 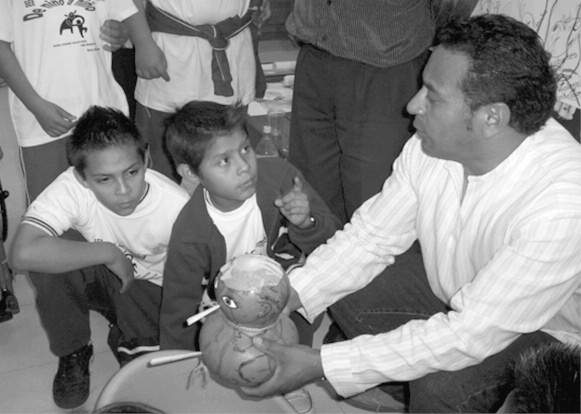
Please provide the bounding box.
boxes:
[9,106,189,409]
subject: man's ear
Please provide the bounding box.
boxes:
[72,168,89,188]
[476,102,511,138]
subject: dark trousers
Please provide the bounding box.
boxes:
[29,265,161,357]
[329,247,559,412]
[112,48,137,121]
[135,102,177,181]
[289,45,427,224]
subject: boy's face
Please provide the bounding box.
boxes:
[197,127,258,212]
[77,143,147,216]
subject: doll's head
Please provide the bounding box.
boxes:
[214,254,289,328]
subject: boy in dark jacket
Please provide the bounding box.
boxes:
[161,101,340,413]
[160,101,340,352]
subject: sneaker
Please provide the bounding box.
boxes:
[53,344,93,409]
[284,388,314,414]
[117,337,160,367]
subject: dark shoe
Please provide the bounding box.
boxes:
[53,344,93,409]
[4,289,19,314]
[0,289,13,322]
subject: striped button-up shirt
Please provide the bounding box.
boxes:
[290,118,581,397]
[285,0,434,68]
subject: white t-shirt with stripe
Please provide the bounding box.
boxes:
[23,168,189,286]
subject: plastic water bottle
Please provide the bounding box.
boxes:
[255,125,279,158]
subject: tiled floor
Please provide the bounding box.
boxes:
[0,274,398,413]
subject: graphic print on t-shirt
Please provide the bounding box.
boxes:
[22,1,103,52]
[59,11,87,37]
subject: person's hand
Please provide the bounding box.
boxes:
[255,0,272,28]
[275,176,313,229]
[30,99,76,137]
[105,246,135,293]
[240,337,324,397]
[135,41,170,81]
[100,19,129,52]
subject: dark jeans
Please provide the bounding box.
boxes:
[29,264,161,357]
[135,102,177,181]
[289,44,427,224]
[112,48,137,121]
[329,247,559,412]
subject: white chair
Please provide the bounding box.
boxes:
[94,350,293,413]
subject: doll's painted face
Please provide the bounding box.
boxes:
[215,254,289,328]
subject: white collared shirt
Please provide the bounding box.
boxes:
[290,118,581,397]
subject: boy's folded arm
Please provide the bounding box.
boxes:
[9,223,120,274]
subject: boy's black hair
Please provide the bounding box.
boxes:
[500,342,580,413]
[67,106,146,178]
[436,14,556,136]
[164,101,247,175]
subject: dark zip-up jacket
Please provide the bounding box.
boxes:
[160,157,341,350]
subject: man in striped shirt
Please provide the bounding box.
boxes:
[242,14,581,412]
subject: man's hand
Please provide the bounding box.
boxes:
[275,176,313,229]
[30,99,76,137]
[240,337,324,397]
[100,19,129,52]
[135,41,170,81]
[105,246,135,293]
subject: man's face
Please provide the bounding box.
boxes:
[407,46,478,163]
[197,127,258,212]
[79,143,147,216]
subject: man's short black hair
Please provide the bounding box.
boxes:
[67,106,146,178]
[164,101,247,174]
[436,14,557,135]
